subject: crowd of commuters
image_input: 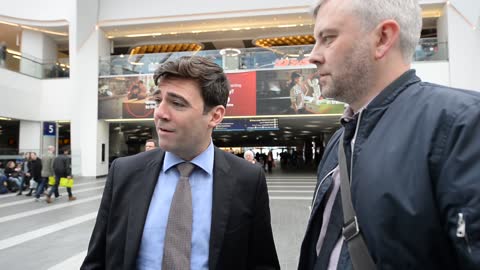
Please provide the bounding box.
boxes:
[0,146,76,203]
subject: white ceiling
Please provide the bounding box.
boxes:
[0,3,446,53]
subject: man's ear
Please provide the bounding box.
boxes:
[373,19,401,60]
[207,105,226,128]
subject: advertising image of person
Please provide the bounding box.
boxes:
[289,72,309,113]
[127,80,148,100]
[307,77,322,101]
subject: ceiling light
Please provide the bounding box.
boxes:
[219,48,241,56]
[130,43,203,54]
[6,49,21,56]
[254,35,315,47]
[0,21,19,27]
[125,32,162,38]
[20,25,67,36]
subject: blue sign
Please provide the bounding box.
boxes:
[215,119,246,132]
[245,118,279,131]
[43,122,56,136]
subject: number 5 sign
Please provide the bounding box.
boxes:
[43,122,56,136]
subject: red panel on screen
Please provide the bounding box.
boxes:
[225,72,257,116]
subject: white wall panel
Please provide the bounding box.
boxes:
[446,5,480,91]
[0,0,73,23]
[412,61,450,86]
[99,0,312,22]
[0,68,72,121]
[40,79,73,121]
[19,120,42,154]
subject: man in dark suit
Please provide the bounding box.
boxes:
[81,56,280,270]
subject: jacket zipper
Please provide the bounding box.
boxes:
[350,110,363,183]
[456,212,472,254]
[310,168,336,209]
[311,110,362,211]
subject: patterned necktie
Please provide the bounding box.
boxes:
[162,162,196,270]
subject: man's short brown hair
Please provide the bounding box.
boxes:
[153,56,230,113]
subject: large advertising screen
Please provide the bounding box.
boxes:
[97,68,344,119]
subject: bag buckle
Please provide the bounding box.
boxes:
[343,216,360,242]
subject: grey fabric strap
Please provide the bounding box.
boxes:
[162,162,196,270]
[338,133,376,270]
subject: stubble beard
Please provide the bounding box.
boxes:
[321,41,374,106]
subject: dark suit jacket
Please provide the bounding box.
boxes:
[81,147,280,270]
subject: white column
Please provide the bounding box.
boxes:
[446,3,480,91]
[69,0,108,176]
[97,29,112,176]
[97,120,109,176]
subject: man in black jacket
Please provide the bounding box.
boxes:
[46,148,76,203]
[298,0,480,269]
[25,152,42,196]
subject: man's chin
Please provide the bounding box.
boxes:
[321,89,335,100]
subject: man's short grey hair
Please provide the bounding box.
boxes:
[311,0,422,63]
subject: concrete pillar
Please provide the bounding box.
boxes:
[20,29,58,77]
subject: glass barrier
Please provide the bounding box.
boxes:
[414,38,448,61]
[99,39,448,77]
[0,51,69,79]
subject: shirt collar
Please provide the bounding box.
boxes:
[163,141,214,176]
[341,102,369,123]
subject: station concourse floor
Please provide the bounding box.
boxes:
[0,167,317,270]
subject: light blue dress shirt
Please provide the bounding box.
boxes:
[137,143,214,270]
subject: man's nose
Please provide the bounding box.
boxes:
[154,100,169,121]
[308,42,325,66]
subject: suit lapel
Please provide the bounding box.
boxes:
[124,149,165,269]
[208,147,236,270]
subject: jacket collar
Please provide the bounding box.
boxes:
[125,148,165,269]
[366,69,420,111]
[123,147,236,270]
[208,147,235,270]
[339,70,421,141]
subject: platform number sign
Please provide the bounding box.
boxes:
[43,122,56,136]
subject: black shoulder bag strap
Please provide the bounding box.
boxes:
[338,132,376,270]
